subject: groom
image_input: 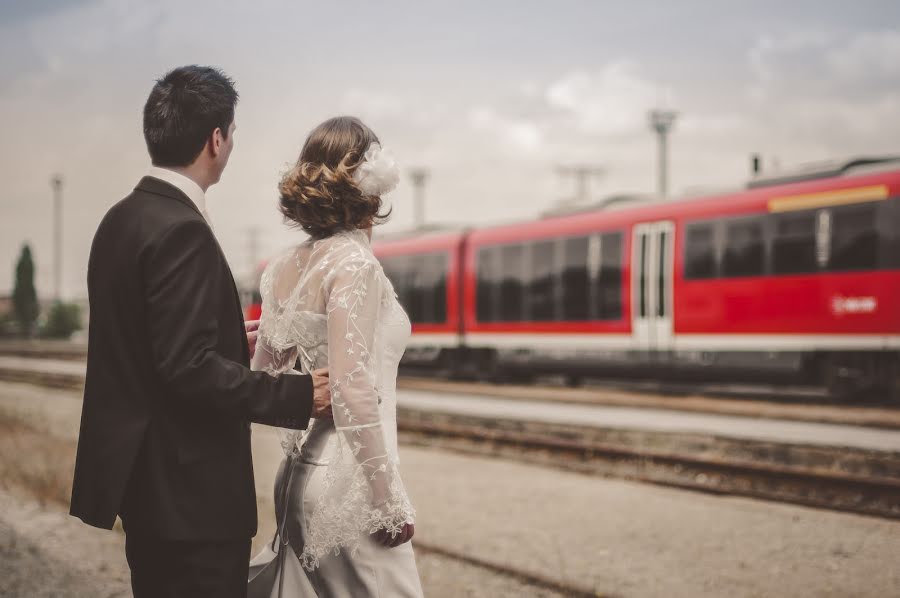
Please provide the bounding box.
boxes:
[70,65,330,598]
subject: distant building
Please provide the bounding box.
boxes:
[0,295,11,316]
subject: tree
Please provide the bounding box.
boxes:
[41,301,82,340]
[12,244,39,337]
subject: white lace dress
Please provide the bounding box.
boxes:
[247,229,423,598]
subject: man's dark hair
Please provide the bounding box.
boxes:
[143,66,239,167]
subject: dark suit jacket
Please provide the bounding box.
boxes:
[70,176,313,541]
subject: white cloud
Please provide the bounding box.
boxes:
[466,107,542,153]
[339,88,419,121]
[827,29,900,91]
[747,28,900,99]
[544,62,662,136]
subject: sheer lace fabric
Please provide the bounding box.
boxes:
[251,229,414,570]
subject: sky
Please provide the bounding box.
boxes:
[1,0,898,298]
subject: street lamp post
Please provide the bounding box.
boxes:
[556,165,605,205]
[50,174,63,302]
[409,168,429,229]
[648,109,677,198]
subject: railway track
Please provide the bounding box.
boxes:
[398,376,900,430]
[2,339,897,416]
[3,357,899,521]
[399,365,838,404]
[398,409,900,521]
[0,341,87,362]
[0,340,892,404]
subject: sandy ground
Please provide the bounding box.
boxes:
[2,381,900,597]
[0,488,564,598]
[0,383,568,598]
[0,490,131,598]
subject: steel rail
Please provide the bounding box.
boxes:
[398,417,900,520]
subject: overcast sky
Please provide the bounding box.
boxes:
[1,0,898,298]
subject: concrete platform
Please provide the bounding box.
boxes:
[399,390,900,453]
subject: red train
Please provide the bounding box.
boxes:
[372,158,900,399]
[248,157,900,399]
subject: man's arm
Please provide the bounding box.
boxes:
[145,219,314,429]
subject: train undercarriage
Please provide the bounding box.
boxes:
[401,346,900,403]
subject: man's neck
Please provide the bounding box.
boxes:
[159,164,210,192]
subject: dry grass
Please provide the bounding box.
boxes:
[0,409,76,508]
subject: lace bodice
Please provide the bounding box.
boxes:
[251,228,414,570]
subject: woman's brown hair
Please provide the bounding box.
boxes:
[279,116,391,239]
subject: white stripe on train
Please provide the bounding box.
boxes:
[407,332,900,351]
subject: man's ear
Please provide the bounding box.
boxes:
[209,127,223,157]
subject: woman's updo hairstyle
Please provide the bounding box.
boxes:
[279,116,391,239]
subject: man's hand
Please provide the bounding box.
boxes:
[373,522,415,548]
[245,320,260,359]
[310,368,332,419]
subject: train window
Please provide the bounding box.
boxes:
[722,218,764,277]
[476,248,498,322]
[499,244,526,321]
[657,230,668,317]
[380,258,397,295]
[881,199,900,269]
[406,255,428,324]
[684,223,717,279]
[426,253,448,323]
[597,232,623,320]
[562,236,590,321]
[528,240,558,321]
[637,234,648,318]
[381,256,410,312]
[772,212,817,274]
[829,203,878,271]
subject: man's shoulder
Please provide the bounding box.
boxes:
[99,182,204,238]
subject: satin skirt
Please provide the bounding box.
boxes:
[248,455,424,598]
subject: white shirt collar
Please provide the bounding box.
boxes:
[147,166,209,222]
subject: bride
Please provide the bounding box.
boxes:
[247,116,423,597]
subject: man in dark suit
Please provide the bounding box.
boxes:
[69,65,329,598]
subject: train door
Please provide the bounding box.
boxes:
[631,221,675,353]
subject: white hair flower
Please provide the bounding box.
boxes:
[353,143,400,196]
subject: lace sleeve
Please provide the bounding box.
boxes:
[299,255,415,569]
[251,335,299,377]
[251,252,328,456]
[250,336,308,455]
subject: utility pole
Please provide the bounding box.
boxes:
[50,174,63,301]
[556,165,605,205]
[648,109,677,198]
[750,153,762,177]
[408,168,429,229]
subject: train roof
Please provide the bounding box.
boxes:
[746,155,900,189]
[373,225,469,255]
[468,161,900,245]
[368,156,900,252]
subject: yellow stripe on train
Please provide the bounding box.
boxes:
[767,184,889,213]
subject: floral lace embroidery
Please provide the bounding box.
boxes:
[251,230,415,570]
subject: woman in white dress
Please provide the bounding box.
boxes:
[247,116,424,597]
